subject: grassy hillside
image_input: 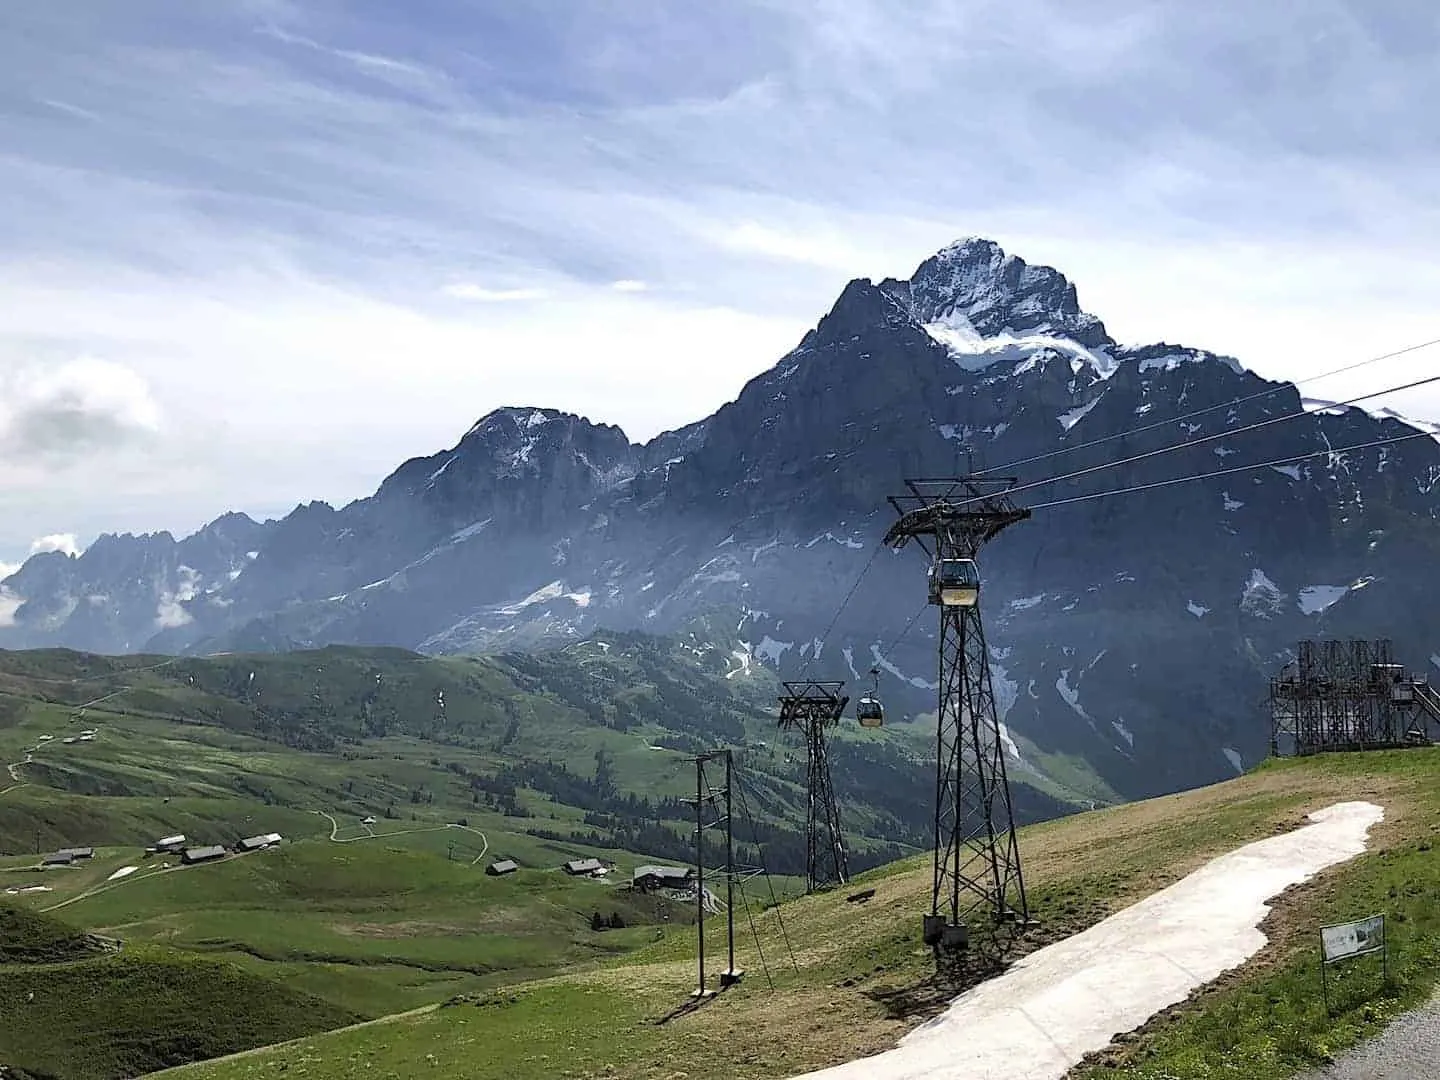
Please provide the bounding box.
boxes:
[0,902,360,1080]
[0,634,1086,1078]
[159,748,1440,1080]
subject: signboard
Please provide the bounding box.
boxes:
[1321,915,1385,963]
[1319,914,1387,1013]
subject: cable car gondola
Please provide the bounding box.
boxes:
[929,557,980,607]
[856,667,885,728]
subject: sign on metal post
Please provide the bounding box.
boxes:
[1320,914,1387,1013]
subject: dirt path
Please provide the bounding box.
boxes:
[1299,992,1440,1079]
[313,811,489,863]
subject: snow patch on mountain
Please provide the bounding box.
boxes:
[1222,747,1244,774]
[496,580,592,615]
[871,644,936,690]
[842,645,859,680]
[1298,585,1348,616]
[1270,464,1303,481]
[1240,569,1286,618]
[726,640,753,680]
[1010,595,1044,611]
[804,531,865,551]
[1187,601,1209,618]
[451,518,493,542]
[1056,669,1096,729]
[1058,394,1105,432]
[755,635,793,666]
[1222,492,1244,511]
[923,310,1117,379]
[1112,718,1134,747]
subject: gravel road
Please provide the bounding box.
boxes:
[1300,993,1440,1080]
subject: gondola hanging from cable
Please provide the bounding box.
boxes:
[856,667,885,728]
[928,557,980,607]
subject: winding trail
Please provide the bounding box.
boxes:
[312,811,488,864]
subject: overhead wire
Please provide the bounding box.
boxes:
[1024,428,1437,513]
[979,370,1440,507]
[975,336,1440,477]
[796,367,1440,681]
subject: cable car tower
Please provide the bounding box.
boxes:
[777,680,850,893]
[884,475,1031,965]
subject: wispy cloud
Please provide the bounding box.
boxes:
[0,0,1435,560]
[441,284,549,303]
[30,533,80,557]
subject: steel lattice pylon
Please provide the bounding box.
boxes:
[885,477,1031,964]
[777,680,850,893]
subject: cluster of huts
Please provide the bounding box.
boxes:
[482,856,694,893]
[147,832,285,865]
[40,846,94,868]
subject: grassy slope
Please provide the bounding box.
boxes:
[0,901,361,1080]
[161,748,1440,1080]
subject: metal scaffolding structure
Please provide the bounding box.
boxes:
[777,680,850,893]
[1269,639,1440,757]
[884,476,1031,966]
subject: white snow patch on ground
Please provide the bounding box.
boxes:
[1186,601,1209,618]
[725,641,753,680]
[755,636,794,666]
[1222,747,1244,774]
[1112,719,1134,747]
[1057,395,1103,432]
[1222,492,1244,511]
[1270,464,1303,481]
[1432,654,1440,672]
[793,802,1383,1080]
[842,646,859,680]
[564,588,593,608]
[107,866,139,882]
[1010,595,1044,611]
[1298,585,1348,616]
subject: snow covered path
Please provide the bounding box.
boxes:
[793,801,1384,1080]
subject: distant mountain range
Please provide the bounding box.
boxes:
[5,236,1439,804]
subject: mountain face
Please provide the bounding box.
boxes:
[4,236,1439,804]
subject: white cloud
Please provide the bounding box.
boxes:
[0,358,161,459]
[611,279,648,292]
[30,533,81,557]
[440,284,549,303]
[0,587,19,626]
[0,561,19,579]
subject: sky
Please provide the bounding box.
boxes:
[1,0,1438,569]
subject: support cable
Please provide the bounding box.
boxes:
[977,336,1440,477]
[733,768,799,973]
[977,371,1440,508]
[1024,428,1436,512]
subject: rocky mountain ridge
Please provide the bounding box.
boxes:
[5,236,1439,803]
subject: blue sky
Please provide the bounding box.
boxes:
[0,0,1437,566]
